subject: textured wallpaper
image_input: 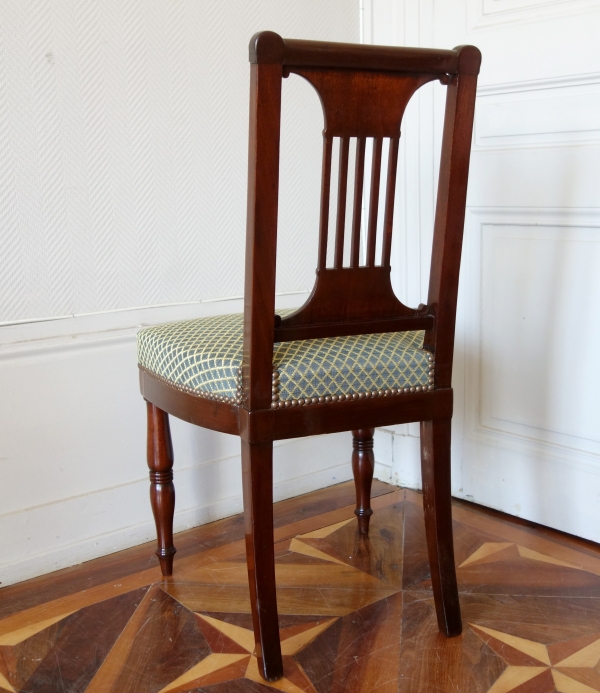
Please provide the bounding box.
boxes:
[0,1,358,322]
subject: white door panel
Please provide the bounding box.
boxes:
[463,209,600,450]
[469,148,600,207]
[370,0,600,540]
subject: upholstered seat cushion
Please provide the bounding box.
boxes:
[137,312,434,406]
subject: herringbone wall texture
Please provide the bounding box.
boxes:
[0,1,358,322]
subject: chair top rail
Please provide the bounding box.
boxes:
[249,31,480,76]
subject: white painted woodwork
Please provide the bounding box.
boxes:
[0,1,358,587]
[0,293,355,587]
[5,0,599,587]
[370,0,600,542]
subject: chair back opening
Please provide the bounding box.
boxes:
[243,32,480,409]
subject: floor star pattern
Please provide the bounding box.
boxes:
[470,624,600,693]
[3,482,600,692]
[159,615,337,693]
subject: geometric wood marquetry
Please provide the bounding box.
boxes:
[158,615,338,693]
[459,542,590,574]
[141,32,481,683]
[469,624,600,692]
[2,480,600,693]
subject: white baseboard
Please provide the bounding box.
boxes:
[0,433,352,587]
[17,290,595,586]
[373,427,422,490]
[463,431,600,544]
[374,423,600,546]
[0,293,364,589]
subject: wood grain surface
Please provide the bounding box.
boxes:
[139,33,481,679]
[2,481,600,692]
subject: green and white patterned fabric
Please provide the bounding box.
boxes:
[137,311,434,404]
[138,313,246,400]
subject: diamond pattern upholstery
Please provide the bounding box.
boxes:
[137,311,434,405]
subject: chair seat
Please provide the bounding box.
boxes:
[137,312,435,406]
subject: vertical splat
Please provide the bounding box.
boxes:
[350,137,366,268]
[382,135,400,267]
[366,137,383,267]
[334,137,350,268]
[317,135,333,271]
[277,68,436,335]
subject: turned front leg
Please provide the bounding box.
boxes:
[352,428,375,535]
[146,401,176,576]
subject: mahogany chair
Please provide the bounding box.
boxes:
[137,32,481,682]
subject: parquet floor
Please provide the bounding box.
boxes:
[2,481,600,693]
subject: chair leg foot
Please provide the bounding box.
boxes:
[420,419,462,637]
[157,550,176,577]
[242,440,283,681]
[352,428,375,536]
[146,401,176,577]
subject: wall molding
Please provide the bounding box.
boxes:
[0,290,310,329]
[0,291,309,347]
[475,74,600,150]
[370,0,600,543]
[468,0,600,30]
[478,72,600,96]
[458,206,600,541]
[0,289,335,587]
[463,206,600,469]
[466,424,600,479]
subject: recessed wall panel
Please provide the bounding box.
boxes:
[478,217,600,451]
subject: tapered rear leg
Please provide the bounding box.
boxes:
[420,418,462,636]
[352,428,375,535]
[146,401,176,576]
[241,440,283,681]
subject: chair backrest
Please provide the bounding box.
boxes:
[243,31,481,411]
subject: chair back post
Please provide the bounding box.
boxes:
[423,45,481,388]
[243,32,480,409]
[243,32,285,411]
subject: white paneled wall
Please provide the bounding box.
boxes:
[0,1,359,587]
[370,0,600,542]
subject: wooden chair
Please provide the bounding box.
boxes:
[137,31,481,682]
